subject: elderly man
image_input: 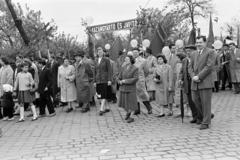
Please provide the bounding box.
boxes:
[229,42,240,94]
[188,36,215,130]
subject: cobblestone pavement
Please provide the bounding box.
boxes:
[1,91,240,160]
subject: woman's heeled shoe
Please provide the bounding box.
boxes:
[125,113,131,120]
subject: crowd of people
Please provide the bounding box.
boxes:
[0,35,239,130]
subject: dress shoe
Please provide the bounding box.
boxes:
[104,109,110,113]
[17,119,24,123]
[196,120,202,125]
[99,111,105,116]
[156,114,165,118]
[32,117,38,121]
[133,110,140,115]
[190,119,197,123]
[211,113,214,119]
[127,117,134,123]
[200,124,209,130]
[125,113,131,120]
[81,108,90,113]
[48,112,56,117]
[66,108,73,113]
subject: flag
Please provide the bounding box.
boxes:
[88,33,94,59]
[149,24,167,56]
[207,14,214,48]
[109,37,123,61]
[188,28,196,45]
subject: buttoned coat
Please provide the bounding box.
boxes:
[75,61,94,103]
[95,57,112,84]
[188,48,215,90]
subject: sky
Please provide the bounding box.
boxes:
[12,0,240,42]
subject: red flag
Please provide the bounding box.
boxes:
[207,14,214,48]
[109,37,123,61]
[188,28,196,45]
[149,24,167,56]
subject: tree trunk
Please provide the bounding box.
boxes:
[5,0,30,46]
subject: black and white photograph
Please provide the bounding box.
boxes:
[0,0,240,159]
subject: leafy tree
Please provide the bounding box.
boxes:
[167,0,214,29]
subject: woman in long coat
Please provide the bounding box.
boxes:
[144,48,157,101]
[58,58,77,112]
[154,54,173,117]
[0,57,14,119]
[118,55,138,123]
[75,52,93,112]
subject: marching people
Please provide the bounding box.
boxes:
[74,51,93,113]
[144,48,157,101]
[37,59,56,117]
[118,55,139,123]
[0,57,14,119]
[188,36,215,130]
[154,54,173,117]
[94,47,112,116]
[229,42,240,94]
[14,62,38,122]
[58,58,77,113]
[132,48,152,115]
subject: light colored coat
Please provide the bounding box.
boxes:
[229,48,240,83]
[0,65,14,97]
[134,56,149,102]
[144,55,157,92]
[58,65,77,102]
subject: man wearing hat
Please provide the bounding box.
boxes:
[74,51,93,112]
[229,42,240,94]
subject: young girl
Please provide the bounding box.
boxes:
[14,62,38,122]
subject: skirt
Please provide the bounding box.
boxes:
[119,91,138,112]
[96,83,110,99]
[18,90,35,104]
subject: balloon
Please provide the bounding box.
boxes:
[127,51,133,56]
[212,40,223,50]
[130,39,138,48]
[105,44,111,50]
[162,46,171,60]
[142,39,151,48]
[175,39,184,49]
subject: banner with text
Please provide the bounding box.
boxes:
[88,19,140,33]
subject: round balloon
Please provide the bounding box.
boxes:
[175,39,184,49]
[105,44,111,50]
[212,40,223,50]
[130,39,138,48]
[142,39,151,48]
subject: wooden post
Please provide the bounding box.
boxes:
[5,0,30,46]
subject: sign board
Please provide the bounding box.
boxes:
[88,19,140,34]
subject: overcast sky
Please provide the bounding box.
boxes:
[13,0,240,42]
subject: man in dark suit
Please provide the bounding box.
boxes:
[37,59,56,117]
[180,45,198,123]
[48,55,61,108]
[188,36,215,130]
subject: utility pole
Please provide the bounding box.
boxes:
[5,0,30,46]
